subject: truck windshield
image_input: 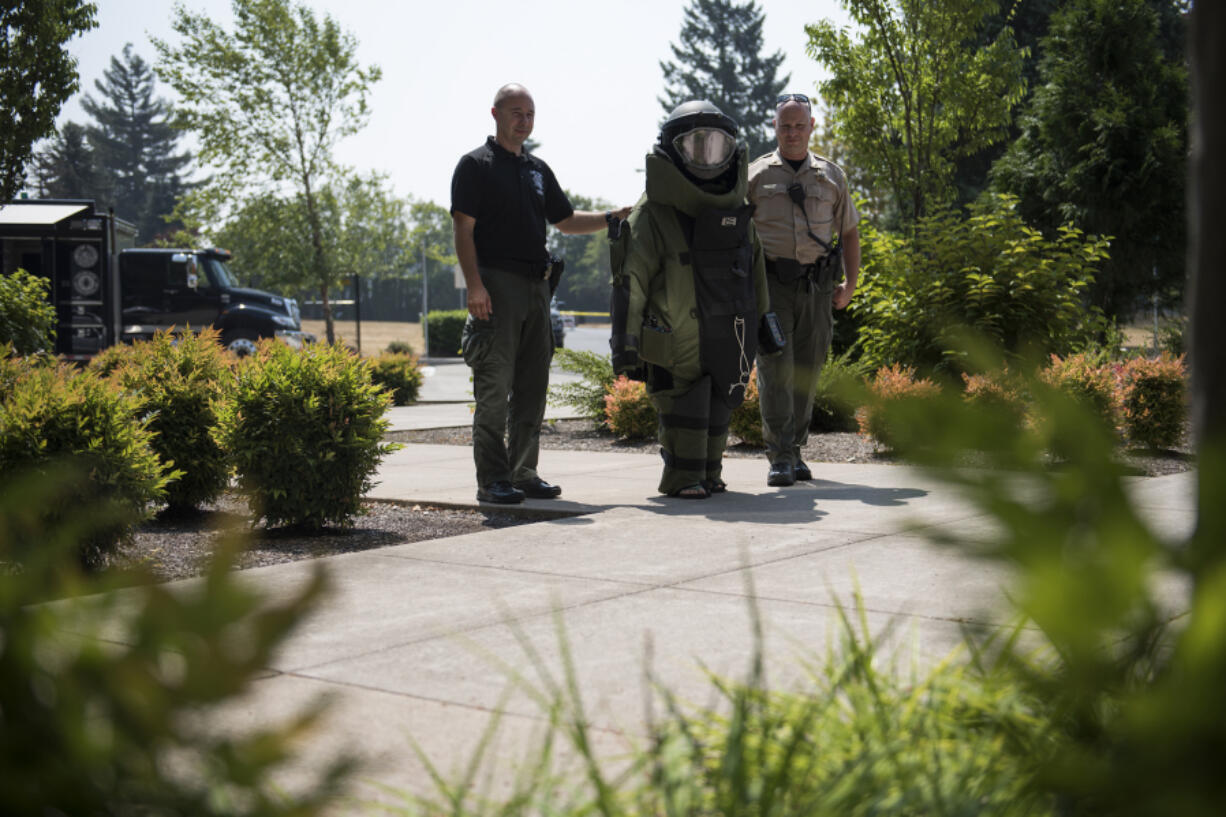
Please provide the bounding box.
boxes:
[203,257,238,289]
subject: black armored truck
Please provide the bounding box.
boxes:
[0,198,309,359]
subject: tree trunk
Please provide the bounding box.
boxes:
[302,181,333,344]
[319,283,331,345]
[1189,4,1226,571]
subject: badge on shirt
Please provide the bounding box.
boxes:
[529,169,544,199]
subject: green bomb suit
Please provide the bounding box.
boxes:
[621,148,770,495]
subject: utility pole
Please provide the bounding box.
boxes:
[421,242,429,357]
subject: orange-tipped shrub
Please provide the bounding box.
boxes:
[1119,353,1186,449]
[1039,352,1119,432]
[604,376,657,441]
[962,368,1027,432]
[857,364,941,448]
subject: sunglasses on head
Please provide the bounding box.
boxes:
[776,93,812,109]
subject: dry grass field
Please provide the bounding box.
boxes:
[300,319,424,357]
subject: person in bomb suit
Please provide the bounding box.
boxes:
[610,100,783,498]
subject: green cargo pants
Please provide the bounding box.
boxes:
[756,272,834,468]
[461,267,553,488]
[647,371,732,495]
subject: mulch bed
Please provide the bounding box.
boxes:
[113,418,1194,584]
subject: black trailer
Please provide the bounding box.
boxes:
[0,199,136,361]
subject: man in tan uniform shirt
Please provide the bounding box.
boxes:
[748,94,861,486]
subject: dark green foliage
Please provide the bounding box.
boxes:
[0,355,170,566]
[385,339,415,356]
[0,0,98,200]
[548,191,614,312]
[80,43,195,242]
[1119,353,1186,449]
[28,120,99,198]
[109,329,233,513]
[220,341,394,530]
[0,268,55,354]
[1161,315,1186,357]
[811,350,866,432]
[659,0,788,158]
[548,348,615,428]
[427,308,467,357]
[0,466,352,814]
[851,194,1109,377]
[368,351,424,406]
[991,0,1188,318]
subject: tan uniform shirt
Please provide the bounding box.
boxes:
[747,150,859,266]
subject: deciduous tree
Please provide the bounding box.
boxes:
[211,173,409,300]
[0,1,97,201]
[153,0,381,343]
[806,0,1025,225]
[547,191,613,313]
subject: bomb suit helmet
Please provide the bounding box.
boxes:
[659,100,739,180]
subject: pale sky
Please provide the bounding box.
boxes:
[60,0,852,213]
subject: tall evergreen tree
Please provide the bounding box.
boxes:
[659,0,788,158]
[31,121,100,199]
[990,0,1188,319]
[81,44,194,241]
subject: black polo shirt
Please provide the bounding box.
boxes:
[450,136,574,275]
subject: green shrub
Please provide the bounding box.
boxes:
[426,309,468,357]
[878,367,1226,816]
[0,357,171,566]
[812,351,866,433]
[368,351,424,405]
[604,375,657,440]
[110,329,233,513]
[549,348,615,428]
[1038,352,1118,433]
[730,366,764,446]
[86,340,140,377]
[0,268,56,355]
[1160,315,1187,357]
[851,194,1109,377]
[385,339,415,356]
[857,364,941,448]
[0,467,352,814]
[220,341,395,530]
[1119,353,1186,449]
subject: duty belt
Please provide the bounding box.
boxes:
[766,256,839,290]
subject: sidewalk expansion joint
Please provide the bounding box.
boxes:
[275,671,637,737]
[288,584,664,676]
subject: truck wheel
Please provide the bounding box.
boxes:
[225,331,259,357]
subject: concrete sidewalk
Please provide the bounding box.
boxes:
[385,358,583,431]
[65,412,1200,806]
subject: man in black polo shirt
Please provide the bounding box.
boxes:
[451,83,630,504]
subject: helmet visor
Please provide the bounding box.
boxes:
[672,128,736,170]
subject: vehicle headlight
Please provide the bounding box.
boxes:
[272,313,298,328]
